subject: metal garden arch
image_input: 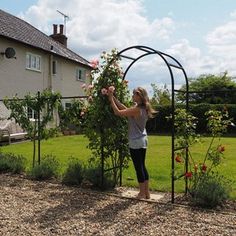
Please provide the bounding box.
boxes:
[101,45,190,203]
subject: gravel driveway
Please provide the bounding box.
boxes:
[0,174,235,236]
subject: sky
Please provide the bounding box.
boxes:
[1,0,236,93]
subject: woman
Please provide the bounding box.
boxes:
[108,87,156,199]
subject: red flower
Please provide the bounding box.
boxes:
[201,164,207,172]
[218,145,225,153]
[185,172,192,178]
[175,155,182,163]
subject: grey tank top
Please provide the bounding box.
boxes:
[128,107,148,140]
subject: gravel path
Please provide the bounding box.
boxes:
[0,174,235,236]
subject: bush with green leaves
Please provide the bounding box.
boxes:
[0,152,26,174]
[62,157,84,186]
[28,154,59,180]
[82,49,131,188]
[58,99,84,133]
[174,108,233,208]
[84,161,115,190]
[191,172,232,208]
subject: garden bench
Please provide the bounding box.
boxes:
[0,121,27,145]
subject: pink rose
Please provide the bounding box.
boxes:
[81,83,87,89]
[88,84,94,90]
[108,86,115,93]
[88,96,93,102]
[90,59,99,69]
[101,88,108,95]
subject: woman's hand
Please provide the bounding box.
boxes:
[107,86,115,101]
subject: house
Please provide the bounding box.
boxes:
[0,9,93,141]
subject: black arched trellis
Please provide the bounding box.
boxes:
[101,45,189,203]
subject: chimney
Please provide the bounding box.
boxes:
[50,24,67,47]
[53,24,57,34]
[59,24,64,34]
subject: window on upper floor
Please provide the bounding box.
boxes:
[52,60,57,75]
[26,52,41,72]
[76,67,86,82]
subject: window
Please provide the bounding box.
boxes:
[65,102,71,109]
[52,60,57,75]
[76,68,86,81]
[26,53,41,71]
[27,107,38,120]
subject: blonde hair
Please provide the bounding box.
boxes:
[134,87,157,118]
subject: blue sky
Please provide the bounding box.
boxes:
[1,0,236,92]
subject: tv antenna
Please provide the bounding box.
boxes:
[57,10,69,35]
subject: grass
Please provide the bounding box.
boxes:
[1,134,235,198]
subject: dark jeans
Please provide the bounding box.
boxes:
[130,148,149,183]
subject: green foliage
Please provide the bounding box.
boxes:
[82,49,131,187]
[150,83,171,106]
[174,108,233,207]
[28,154,59,180]
[1,135,236,198]
[4,89,61,139]
[4,89,61,166]
[84,162,115,190]
[191,172,232,208]
[62,157,84,186]
[146,104,236,134]
[0,152,26,173]
[58,99,84,133]
[177,72,236,104]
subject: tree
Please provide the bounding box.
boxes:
[150,83,171,106]
[4,90,61,166]
[177,72,236,104]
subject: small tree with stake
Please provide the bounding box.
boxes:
[4,89,61,167]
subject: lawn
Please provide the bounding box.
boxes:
[1,135,235,198]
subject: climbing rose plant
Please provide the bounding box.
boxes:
[82,49,131,186]
[174,108,233,207]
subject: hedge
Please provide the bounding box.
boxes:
[146,104,236,134]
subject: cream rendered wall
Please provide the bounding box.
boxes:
[59,60,90,98]
[0,38,50,99]
[0,38,90,100]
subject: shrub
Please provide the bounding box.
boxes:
[0,152,26,173]
[174,109,233,208]
[82,49,130,189]
[191,172,232,208]
[85,162,115,190]
[62,157,84,186]
[28,154,59,180]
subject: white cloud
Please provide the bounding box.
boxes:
[206,17,236,76]
[19,0,175,60]
[17,0,236,88]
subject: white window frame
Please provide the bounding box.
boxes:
[26,52,41,72]
[27,107,38,120]
[76,67,86,82]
